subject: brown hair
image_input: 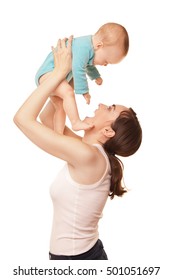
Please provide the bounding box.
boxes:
[95,22,129,56]
[103,108,142,199]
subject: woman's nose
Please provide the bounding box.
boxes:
[99,103,106,108]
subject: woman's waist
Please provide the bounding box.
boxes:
[50,229,99,255]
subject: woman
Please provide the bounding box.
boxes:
[14,37,142,260]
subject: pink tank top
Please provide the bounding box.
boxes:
[49,144,111,255]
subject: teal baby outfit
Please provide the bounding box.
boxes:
[35,35,101,94]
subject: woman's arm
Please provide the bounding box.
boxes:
[13,37,94,167]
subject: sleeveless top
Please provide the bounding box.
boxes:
[49,144,111,255]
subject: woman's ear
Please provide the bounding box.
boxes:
[103,127,115,138]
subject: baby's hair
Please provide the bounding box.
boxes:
[95,22,129,56]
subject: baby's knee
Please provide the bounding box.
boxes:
[62,87,75,101]
[66,88,75,97]
[54,81,74,99]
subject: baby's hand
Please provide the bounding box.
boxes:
[83,93,91,105]
[95,77,103,85]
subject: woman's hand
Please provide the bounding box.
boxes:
[52,36,73,78]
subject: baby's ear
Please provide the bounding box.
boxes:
[95,41,104,49]
[103,127,115,138]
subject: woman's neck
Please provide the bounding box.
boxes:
[82,131,104,146]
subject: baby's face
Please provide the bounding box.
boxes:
[93,45,124,66]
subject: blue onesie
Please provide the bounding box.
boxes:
[35,35,101,94]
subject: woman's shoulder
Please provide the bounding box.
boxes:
[79,143,107,166]
[69,143,108,184]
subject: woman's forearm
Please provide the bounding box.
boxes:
[14,70,63,127]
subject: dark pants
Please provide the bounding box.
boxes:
[49,239,108,260]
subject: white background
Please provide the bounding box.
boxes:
[0,0,173,279]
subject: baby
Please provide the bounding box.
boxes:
[35,22,129,133]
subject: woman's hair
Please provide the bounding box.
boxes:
[95,22,129,56]
[103,108,142,199]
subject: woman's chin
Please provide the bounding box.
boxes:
[84,111,95,120]
[83,116,94,124]
[83,116,90,122]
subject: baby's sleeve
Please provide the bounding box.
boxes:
[72,53,89,94]
[86,65,101,80]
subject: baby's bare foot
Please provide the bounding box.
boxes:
[72,120,94,131]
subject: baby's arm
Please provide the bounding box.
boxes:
[86,65,101,80]
[86,65,103,86]
[95,77,103,85]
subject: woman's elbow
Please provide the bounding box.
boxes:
[13,112,20,126]
[13,111,24,128]
[13,117,21,132]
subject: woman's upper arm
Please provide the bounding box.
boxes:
[63,126,82,140]
[14,119,93,166]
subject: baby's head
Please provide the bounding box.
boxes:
[93,22,129,66]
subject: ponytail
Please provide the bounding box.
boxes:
[103,108,142,199]
[105,153,126,199]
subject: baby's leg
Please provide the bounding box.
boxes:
[39,100,55,129]
[39,72,66,133]
[51,96,66,134]
[55,80,93,131]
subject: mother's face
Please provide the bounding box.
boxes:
[84,103,128,129]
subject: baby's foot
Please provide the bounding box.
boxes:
[72,120,94,131]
